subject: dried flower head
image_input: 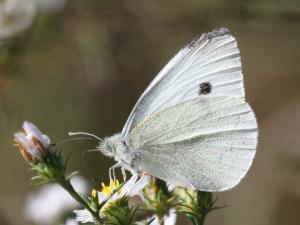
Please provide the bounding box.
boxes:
[14,121,50,162]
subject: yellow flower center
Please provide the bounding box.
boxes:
[91,189,97,198]
[101,179,120,195]
[91,179,121,205]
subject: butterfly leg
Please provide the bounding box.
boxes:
[121,166,127,182]
[109,162,121,182]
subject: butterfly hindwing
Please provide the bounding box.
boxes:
[128,96,257,191]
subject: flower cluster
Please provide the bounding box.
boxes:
[15,121,218,225]
[74,175,150,224]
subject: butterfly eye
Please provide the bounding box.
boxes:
[199,82,212,95]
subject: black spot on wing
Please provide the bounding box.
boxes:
[199,82,212,95]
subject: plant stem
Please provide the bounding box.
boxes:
[198,215,205,225]
[59,178,102,224]
[159,217,164,225]
[196,191,213,225]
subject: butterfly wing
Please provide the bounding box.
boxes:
[121,28,244,140]
[127,96,257,191]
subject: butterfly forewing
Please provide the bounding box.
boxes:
[121,28,244,140]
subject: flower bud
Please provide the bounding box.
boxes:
[14,121,50,162]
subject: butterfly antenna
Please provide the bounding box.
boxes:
[69,132,103,142]
[56,137,94,146]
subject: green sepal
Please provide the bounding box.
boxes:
[102,197,137,225]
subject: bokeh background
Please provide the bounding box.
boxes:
[0,0,300,224]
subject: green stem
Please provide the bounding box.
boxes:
[159,217,164,225]
[197,215,205,225]
[59,178,102,224]
[195,191,212,225]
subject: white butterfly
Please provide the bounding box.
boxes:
[96,28,258,192]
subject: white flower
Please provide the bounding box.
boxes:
[73,209,94,224]
[24,176,88,225]
[0,0,36,39]
[64,218,79,225]
[14,121,50,161]
[74,175,151,223]
[23,121,50,147]
[107,174,150,202]
[136,208,177,225]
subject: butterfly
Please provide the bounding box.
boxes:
[97,28,258,192]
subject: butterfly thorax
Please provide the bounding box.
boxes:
[98,133,138,172]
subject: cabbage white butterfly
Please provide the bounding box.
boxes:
[88,28,257,191]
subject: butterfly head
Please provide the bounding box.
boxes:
[97,133,121,158]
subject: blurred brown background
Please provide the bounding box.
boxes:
[0,0,300,224]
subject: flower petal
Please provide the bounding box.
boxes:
[14,133,31,149]
[73,209,94,224]
[65,218,79,225]
[23,121,49,148]
[136,208,177,225]
[42,134,51,147]
[118,174,139,198]
[14,133,41,160]
[98,191,109,202]
[127,175,151,196]
[164,208,177,225]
